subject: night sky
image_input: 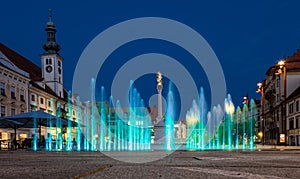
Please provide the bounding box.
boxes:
[1,1,300,109]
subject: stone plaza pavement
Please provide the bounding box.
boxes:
[0,148,300,179]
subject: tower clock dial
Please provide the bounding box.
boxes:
[46,66,53,73]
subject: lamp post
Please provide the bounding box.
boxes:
[256,82,264,145]
[277,60,287,145]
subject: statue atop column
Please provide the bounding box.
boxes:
[156,71,163,123]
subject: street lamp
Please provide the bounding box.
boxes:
[276,59,287,145]
[256,81,265,145]
[243,95,249,106]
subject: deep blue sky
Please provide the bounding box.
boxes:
[1,1,300,107]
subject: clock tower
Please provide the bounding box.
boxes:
[41,9,64,98]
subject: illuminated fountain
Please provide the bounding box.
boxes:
[39,73,256,152]
[164,82,175,151]
[186,92,255,150]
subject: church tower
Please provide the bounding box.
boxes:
[41,9,64,98]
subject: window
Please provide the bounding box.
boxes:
[20,89,25,101]
[46,58,52,65]
[1,106,5,117]
[289,118,294,130]
[31,105,37,111]
[11,108,15,115]
[58,61,61,67]
[296,100,299,112]
[296,116,300,129]
[31,94,35,102]
[0,82,5,96]
[277,78,280,87]
[40,98,44,104]
[48,101,51,107]
[289,103,294,114]
[10,86,16,99]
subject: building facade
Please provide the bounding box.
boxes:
[0,13,85,148]
[286,86,300,146]
[261,49,300,145]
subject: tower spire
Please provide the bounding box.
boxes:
[42,9,60,54]
[49,9,52,22]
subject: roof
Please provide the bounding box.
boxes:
[30,81,68,101]
[30,81,57,97]
[286,49,300,63]
[0,42,69,101]
[287,85,300,101]
[0,42,42,81]
[266,48,300,75]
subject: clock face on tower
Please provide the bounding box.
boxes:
[46,66,53,73]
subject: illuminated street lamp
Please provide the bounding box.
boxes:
[276,59,287,145]
[256,81,265,145]
[242,95,249,106]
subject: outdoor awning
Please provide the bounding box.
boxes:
[0,110,79,128]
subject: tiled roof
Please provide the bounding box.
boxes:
[266,48,300,75]
[0,42,69,101]
[286,48,300,62]
[30,81,57,97]
[0,42,42,81]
